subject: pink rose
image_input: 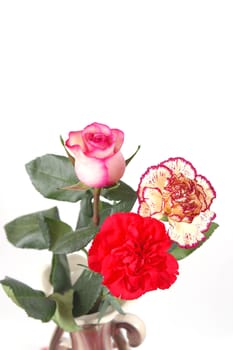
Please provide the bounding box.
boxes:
[65,122,126,188]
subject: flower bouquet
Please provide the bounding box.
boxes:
[0,122,219,349]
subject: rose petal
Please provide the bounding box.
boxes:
[82,123,115,158]
[111,128,124,152]
[74,150,125,188]
[74,151,109,188]
[105,152,126,185]
[84,122,111,136]
[81,123,124,158]
[65,130,84,155]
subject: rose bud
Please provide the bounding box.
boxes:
[65,122,126,188]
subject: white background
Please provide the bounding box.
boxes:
[0,1,232,349]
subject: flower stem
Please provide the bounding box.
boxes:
[93,187,101,226]
[70,332,78,350]
[48,326,64,350]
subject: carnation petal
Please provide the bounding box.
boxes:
[138,165,171,199]
[142,187,163,216]
[162,157,196,179]
[138,201,151,217]
[196,175,216,208]
[88,212,179,300]
[168,210,216,248]
[168,220,205,247]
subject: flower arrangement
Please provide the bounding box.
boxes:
[0,122,218,347]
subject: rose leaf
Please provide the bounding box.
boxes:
[5,207,59,250]
[50,254,72,293]
[51,225,98,254]
[72,269,103,317]
[25,154,85,202]
[0,277,56,322]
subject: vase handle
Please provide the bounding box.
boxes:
[112,313,146,349]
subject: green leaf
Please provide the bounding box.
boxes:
[97,292,125,322]
[76,190,93,229]
[98,202,114,225]
[111,198,135,214]
[104,294,125,316]
[51,225,98,254]
[170,222,219,260]
[5,207,59,250]
[0,277,56,322]
[98,199,134,226]
[44,217,73,249]
[102,180,137,203]
[25,154,86,202]
[74,182,137,231]
[125,145,141,166]
[96,182,137,226]
[1,285,21,307]
[72,269,103,317]
[51,290,79,332]
[97,298,110,322]
[50,254,72,293]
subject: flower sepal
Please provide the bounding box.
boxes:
[60,181,91,191]
[125,145,141,166]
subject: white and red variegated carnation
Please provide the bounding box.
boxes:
[137,157,216,248]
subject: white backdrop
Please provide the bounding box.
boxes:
[0,1,232,349]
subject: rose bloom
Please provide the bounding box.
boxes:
[88,212,179,300]
[65,122,126,188]
[137,157,216,248]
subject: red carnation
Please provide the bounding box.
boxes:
[88,212,179,300]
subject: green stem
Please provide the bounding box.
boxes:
[81,248,88,256]
[93,188,101,226]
